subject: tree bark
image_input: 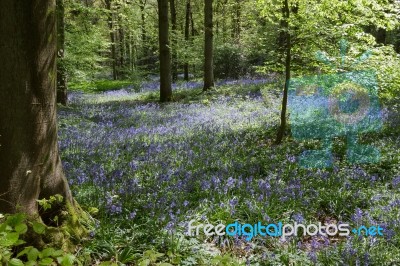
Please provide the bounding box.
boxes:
[170,0,178,82]
[0,0,73,216]
[184,0,191,81]
[56,0,68,106]
[158,0,172,102]
[105,0,118,80]
[276,0,291,144]
[203,0,214,91]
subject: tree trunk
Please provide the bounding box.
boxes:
[203,0,214,91]
[0,0,73,216]
[232,0,241,40]
[184,0,191,81]
[276,0,291,144]
[190,7,195,36]
[56,0,68,106]
[139,0,149,68]
[119,26,125,76]
[105,0,117,80]
[158,0,172,102]
[170,0,178,82]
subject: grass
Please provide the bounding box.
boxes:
[58,80,400,265]
[69,79,135,93]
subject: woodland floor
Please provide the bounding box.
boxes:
[58,79,400,265]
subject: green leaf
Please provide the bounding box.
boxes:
[0,232,19,246]
[17,246,31,258]
[15,223,28,234]
[9,258,24,266]
[6,213,26,227]
[157,263,174,266]
[39,257,54,266]
[41,247,56,258]
[139,259,151,266]
[27,247,40,261]
[57,254,76,266]
[32,221,46,234]
[52,249,63,257]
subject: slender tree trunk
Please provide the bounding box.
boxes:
[158,0,172,102]
[221,0,228,42]
[276,0,291,144]
[170,0,178,82]
[191,8,196,75]
[139,0,148,68]
[140,0,146,44]
[232,0,241,39]
[0,0,73,216]
[119,26,125,76]
[105,0,117,80]
[215,0,219,34]
[56,0,68,105]
[203,0,214,91]
[184,0,191,81]
[190,7,195,36]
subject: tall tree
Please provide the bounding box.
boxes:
[232,0,241,39]
[170,0,178,81]
[184,0,191,81]
[158,0,173,102]
[56,0,68,105]
[0,0,74,217]
[275,0,291,144]
[105,0,118,80]
[203,0,214,91]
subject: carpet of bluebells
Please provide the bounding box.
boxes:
[58,79,400,265]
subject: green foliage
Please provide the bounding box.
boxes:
[69,80,134,93]
[37,195,63,212]
[213,43,247,79]
[0,213,77,266]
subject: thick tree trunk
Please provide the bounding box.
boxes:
[0,0,73,216]
[56,0,68,106]
[158,0,172,102]
[105,0,118,80]
[203,0,214,91]
[170,0,178,82]
[184,0,191,81]
[276,0,291,144]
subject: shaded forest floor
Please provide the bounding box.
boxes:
[58,80,400,265]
